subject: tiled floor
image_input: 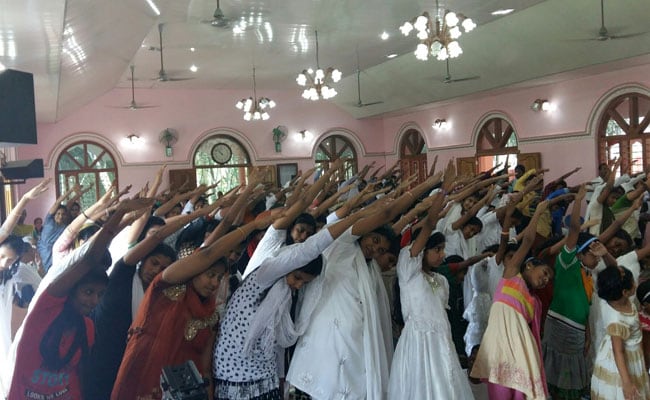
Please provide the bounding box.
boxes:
[470,380,489,400]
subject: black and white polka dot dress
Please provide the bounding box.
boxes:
[214,270,279,398]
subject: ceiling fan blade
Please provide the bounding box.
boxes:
[107,103,159,110]
[445,76,480,83]
[357,101,384,107]
[609,31,650,39]
[162,77,195,82]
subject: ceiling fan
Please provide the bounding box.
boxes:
[110,65,158,110]
[351,50,383,107]
[201,0,231,28]
[441,58,480,84]
[153,23,194,82]
[582,0,648,41]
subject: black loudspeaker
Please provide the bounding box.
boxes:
[0,69,38,146]
[0,159,44,180]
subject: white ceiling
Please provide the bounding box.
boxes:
[2,0,650,123]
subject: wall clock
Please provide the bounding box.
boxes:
[211,143,232,164]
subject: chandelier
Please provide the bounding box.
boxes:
[296,30,342,100]
[400,0,476,61]
[236,67,275,121]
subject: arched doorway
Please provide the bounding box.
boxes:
[399,129,427,185]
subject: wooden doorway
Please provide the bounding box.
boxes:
[399,129,427,185]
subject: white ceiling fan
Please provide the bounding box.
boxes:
[441,58,480,84]
[351,50,383,108]
[582,0,648,41]
[109,65,158,110]
[201,0,231,28]
[152,23,194,82]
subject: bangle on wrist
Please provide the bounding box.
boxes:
[82,211,90,220]
[237,227,246,239]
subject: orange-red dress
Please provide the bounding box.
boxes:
[111,274,218,400]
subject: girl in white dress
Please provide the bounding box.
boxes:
[591,265,650,400]
[0,235,41,396]
[388,190,474,400]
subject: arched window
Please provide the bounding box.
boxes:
[194,135,252,199]
[55,141,118,209]
[315,135,358,180]
[476,116,519,172]
[597,92,650,175]
[399,129,427,185]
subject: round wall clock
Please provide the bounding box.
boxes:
[211,143,232,164]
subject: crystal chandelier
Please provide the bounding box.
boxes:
[296,30,342,101]
[236,67,276,121]
[400,0,476,61]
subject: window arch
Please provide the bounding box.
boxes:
[597,92,650,175]
[194,134,252,198]
[476,116,519,174]
[55,141,118,209]
[399,129,427,185]
[315,134,358,180]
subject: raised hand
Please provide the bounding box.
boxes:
[116,197,156,214]
[588,241,609,257]
[116,184,133,200]
[24,178,51,199]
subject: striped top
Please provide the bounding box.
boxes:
[494,274,535,324]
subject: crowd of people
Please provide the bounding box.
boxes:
[1,156,650,400]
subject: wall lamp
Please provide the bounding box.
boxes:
[299,129,312,140]
[531,99,554,112]
[433,118,448,130]
[125,134,143,146]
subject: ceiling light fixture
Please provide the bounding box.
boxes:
[236,67,276,121]
[380,31,390,40]
[491,9,514,16]
[387,53,398,59]
[531,99,554,112]
[296,30,342,100]
[400,0,476,61]
[189,65,198,72]
[433,118,448,129]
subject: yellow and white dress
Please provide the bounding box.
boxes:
[591,301,650,400]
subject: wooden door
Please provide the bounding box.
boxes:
[517,152,542,171]
[169,168,197,192]
[457,157,477,178]
[399,129,428,186]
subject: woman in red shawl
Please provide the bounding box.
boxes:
[111,174,271,400]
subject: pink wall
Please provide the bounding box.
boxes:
[13,62,650,218]
[381,63,650,185]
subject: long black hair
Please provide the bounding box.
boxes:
[0,235,26,284]
[285,213,317,245]
[39,268,108,371]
